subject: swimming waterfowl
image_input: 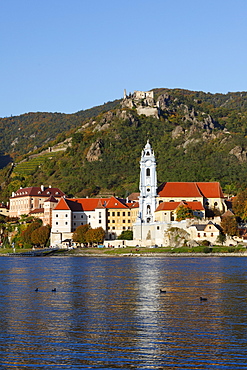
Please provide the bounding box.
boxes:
[52,288,56,292]
[35,288,38,292]
[160,289,166,293]
[200,297,207,301]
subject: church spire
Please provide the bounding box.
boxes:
[138,140,157,224]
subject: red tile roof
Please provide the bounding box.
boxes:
[127,193,140,201]
[54,196,130,212]
[44,195,58,203]
[29,208,44,214]
[158,182,202,198]
[156,201,204,212]
[158,182,224,199]
[196,182,224,198]
[126,202,139,209]
[11,186,65,198]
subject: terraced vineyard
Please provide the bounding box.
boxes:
[13,152,58,176]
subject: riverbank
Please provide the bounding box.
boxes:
[3,245,247,257]
[53,245,247,257]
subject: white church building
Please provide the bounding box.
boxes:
[133,141,224,246]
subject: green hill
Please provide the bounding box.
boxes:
[1,88,247,201]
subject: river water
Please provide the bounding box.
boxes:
[0,256,247,369]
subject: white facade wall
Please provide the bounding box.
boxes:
[50,207,108,247]
[52,209,72,234]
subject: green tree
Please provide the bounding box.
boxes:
[73,224,91,245]
[216,232,226,245]
[176,204,194,221]
[220,216,239,237]
[117,230,133,240]
[72,133,83,144]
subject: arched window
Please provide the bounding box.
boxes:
[146,168,150,176]
[147,205,151,214]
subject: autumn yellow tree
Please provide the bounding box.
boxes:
[176,204,194,221]
[221,216,239,237]
[85,227,105,245]
[232,189,247,220]
[72,224,91,245]
[31,225,50,247]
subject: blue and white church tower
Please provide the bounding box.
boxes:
[138,140,157,223]
[133,141,158,244]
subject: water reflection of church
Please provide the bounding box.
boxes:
[133,141,225,246]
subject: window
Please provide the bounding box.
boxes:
[65,214,68,217]
[81,215,83,218]
[128,220,130,223]
[204,233,206,237]
[112,226,115,230]
[65,222,68,225]
[74,215,76,219]
[123,212,125,216]
[128,212,130,216]
[99,220,102,224]
[123,226,126,230]
[198,233,200,237]
[112,212,115,216]
[211,233,213,237]
[112,220,115,223]
[74,223,76,226]
[123,220,125,223]
[117,212,120,216]
[56,222,58,225]
[56,214,58,217]
[157,226,160,230]
[99,212,101,218]
[146,168,150,176]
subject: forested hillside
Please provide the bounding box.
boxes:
[1,88,247,201]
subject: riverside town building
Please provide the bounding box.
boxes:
[9,141,230,247]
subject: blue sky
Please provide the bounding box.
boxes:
[1,0,247,118]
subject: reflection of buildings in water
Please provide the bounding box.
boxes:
[2,257,247,367]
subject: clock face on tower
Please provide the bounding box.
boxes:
[146,160,151,166]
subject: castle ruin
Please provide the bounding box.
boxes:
[122,89,160,119]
